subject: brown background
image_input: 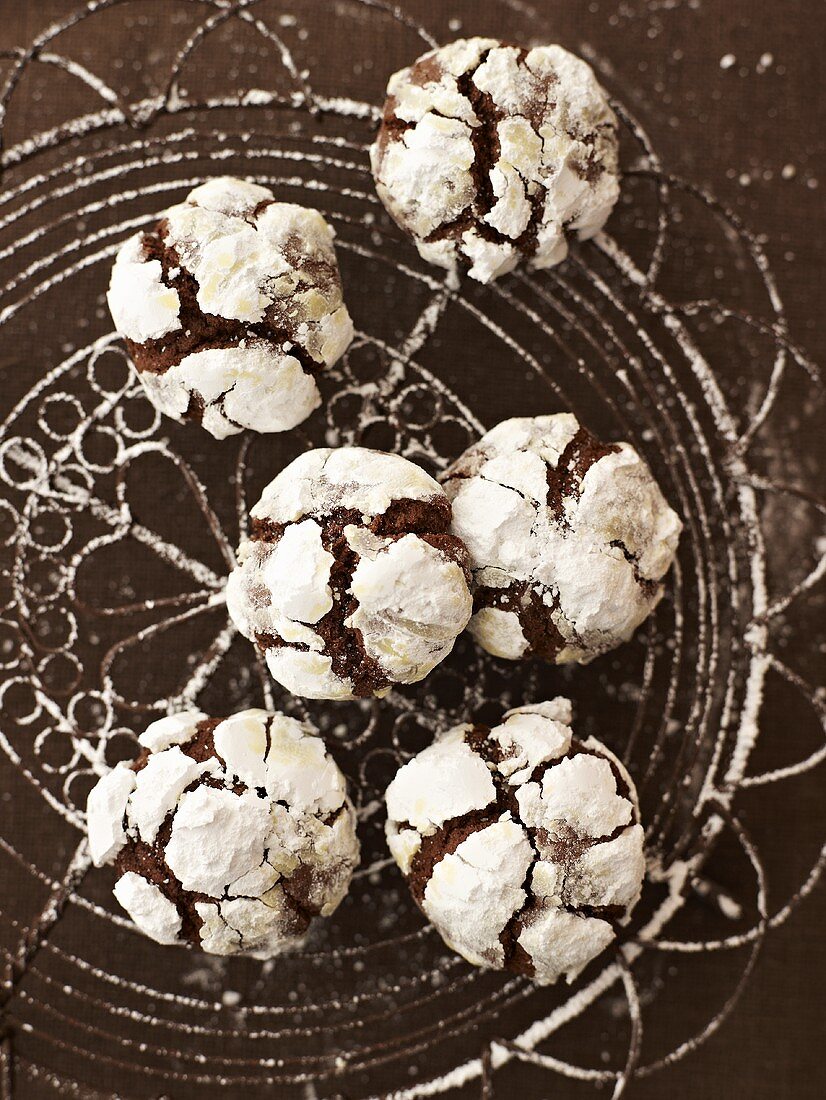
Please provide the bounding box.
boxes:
[0,1,824,1098]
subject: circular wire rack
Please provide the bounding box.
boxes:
[0,2,823,1097]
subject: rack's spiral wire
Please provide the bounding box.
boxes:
[0,2,823,1097]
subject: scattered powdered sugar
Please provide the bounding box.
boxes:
[385,698,645,984]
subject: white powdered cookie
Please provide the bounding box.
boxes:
[441,414,682,664]
[385,699,646,984]
[107,177,354,438]
[371,39,620,283]
[86,709,360,957]
[227,447,473,700]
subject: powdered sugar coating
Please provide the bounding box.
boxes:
[227,447,472,700]
[127,746,204,844]
[113,872,182,946]
[385,730,494,835]
[107,176,353,438]
[164,786,273,896]
[346,534,471,683]
[385,699,646,984]
[441,414,682,664]
[518,907,615,986]
[86,709,360,956]
[86,763,136,866]
[107,234,181,342]
[139,343,322,441]
[371,39,619,283]
[249,447,446,525]
[516,753,633,839]
[423,816,533,967]
[138,710,206,753]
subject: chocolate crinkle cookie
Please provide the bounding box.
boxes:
[226,447,473,701]
[385,698,645,984]
[370,38,619,283]
[106,176,354,439]
[440,413,682,664]
[86,709,359,957]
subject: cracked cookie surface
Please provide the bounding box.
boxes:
[107,176,354,438]
[227,447,473,701]
[440,413,682,664]
[86,709,360,957]
[370,38,620,283]
[385,698,645,984]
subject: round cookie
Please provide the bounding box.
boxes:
[440,414,682,664]
[385,698,645,984]
[107,176,354,438]
[370,38,619,283]
[86,709,359,956]
[226,447,473,700]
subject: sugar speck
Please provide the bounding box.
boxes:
[720,53,736,70]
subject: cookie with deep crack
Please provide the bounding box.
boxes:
[226,447,473,700]
[385,698,645,984]
[106,176,354,438]
[370,38,620,283]
[86,709,360,956]
[440,413,682,664]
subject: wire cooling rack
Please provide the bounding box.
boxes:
[0,2,823,1097]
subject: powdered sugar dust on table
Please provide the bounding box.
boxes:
[0,1,823,1097]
